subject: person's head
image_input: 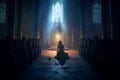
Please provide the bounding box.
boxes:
[58,40,62,45]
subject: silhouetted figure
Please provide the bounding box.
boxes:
[55,41,70,65]
[57,41,64,54]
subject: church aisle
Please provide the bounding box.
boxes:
[18,50,103,80]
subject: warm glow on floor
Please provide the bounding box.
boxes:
[41,50,79,58]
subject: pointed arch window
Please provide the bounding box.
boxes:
[92,1,101,24]
[0,2,6,23]
[51,1,63,23]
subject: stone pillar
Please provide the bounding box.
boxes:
[80,0,84,39]
[14,0,22,39]
[110,0,120,39]
[34,0,40,39]
[101,0,111,39]
[80,0,93,39]
[71,25,74,49]
[80,0,86,39]
[16,0,22,39]
[6,0,16,39]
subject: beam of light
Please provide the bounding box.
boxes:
[52,4,55,23]
[51,1,63,23]
[46,0,68,47]
[60,5,63,23]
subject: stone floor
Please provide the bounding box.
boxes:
[18,50,104,80]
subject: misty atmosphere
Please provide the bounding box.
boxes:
[0,0,120,80]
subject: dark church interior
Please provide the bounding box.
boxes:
[0,0,120,80]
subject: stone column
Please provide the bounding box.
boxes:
[34,0,40,39]
[80,0,85,39]
[80,0,93,39]
[110,0,120,39]
[16,0,22,39]
[101,0,111,39]
[6,0,16,39]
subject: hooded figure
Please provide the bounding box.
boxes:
[57,41,64,54]
[55,41,70,65]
